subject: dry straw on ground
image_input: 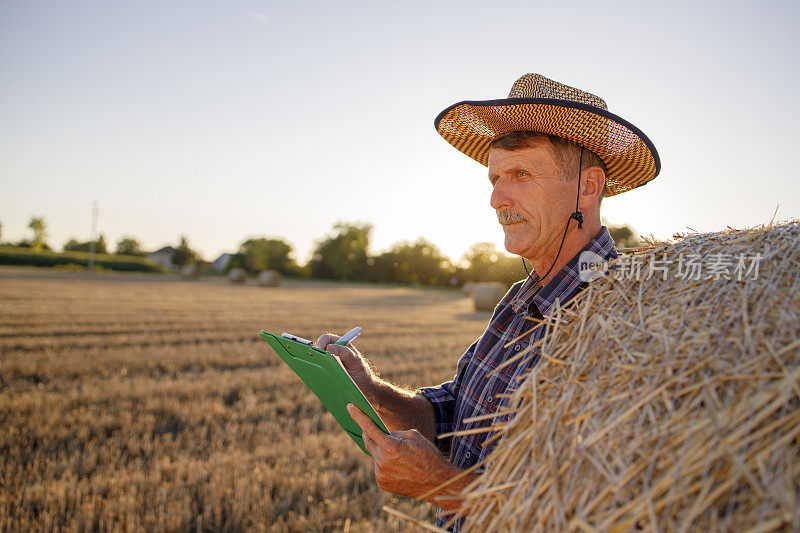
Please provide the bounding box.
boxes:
[416,220,800,531]
[1,273,483,530]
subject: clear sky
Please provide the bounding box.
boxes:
[2,1,798,264]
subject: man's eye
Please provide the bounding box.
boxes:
[517,171,527,178]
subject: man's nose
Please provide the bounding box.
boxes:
[490,179,513,210]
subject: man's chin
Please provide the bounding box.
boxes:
[501,224,535,256]
[503,237,530,257]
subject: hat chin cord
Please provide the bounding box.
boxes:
[522,148,584,293]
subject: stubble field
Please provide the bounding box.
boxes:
[0,267,490,531]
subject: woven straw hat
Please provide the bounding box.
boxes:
[435,73,661,196]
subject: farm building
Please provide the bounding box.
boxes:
[145,246,177,270]
[211,253,233,273]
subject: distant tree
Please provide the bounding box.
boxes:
[492,254,526,285]
[116,236,144,256]
[171,235,198,267]
[28,216,48,251]
[94,234,108,255]
[370,238,451,285]
[63,238,82,252]
[310,222,372,281]
[460,242,525,285]
[63,234,108,254]
[461,242,500,281]
[607,223,642,248]
[231,237,300,276]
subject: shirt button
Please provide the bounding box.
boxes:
[488,396,493,403]
[466,452,471,459]
[514,344,521,352]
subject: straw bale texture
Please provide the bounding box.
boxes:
[473,282,508,312]
[462,281,476,297]
[180,264,199,279]
[227,267,246,284]
[416,220,800,531]
[257,270,283,287]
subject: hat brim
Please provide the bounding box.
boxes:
[435,97,661,196]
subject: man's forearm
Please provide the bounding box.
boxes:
[364,377,437,442]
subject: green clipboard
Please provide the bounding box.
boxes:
[259,331,389,454]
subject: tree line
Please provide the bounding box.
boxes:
[232,221,642,287]
[1,216,144,256]
[1,217,196,264]
[1,217,642,285]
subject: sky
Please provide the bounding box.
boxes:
[1,1,799,264]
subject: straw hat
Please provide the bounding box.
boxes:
[435,73,661,196]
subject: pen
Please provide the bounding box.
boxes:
[334,326,362,346]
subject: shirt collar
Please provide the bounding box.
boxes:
[510,225,619,317]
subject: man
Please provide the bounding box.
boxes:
[315,73,660,530]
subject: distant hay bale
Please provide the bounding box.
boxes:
[462,281,476,296]
[472,282,507,311]
[180,264,199,279]
[257,270,283,287]
[401,220,800,531]
[227,268,247,284]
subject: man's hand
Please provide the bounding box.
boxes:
[347,403,470,510]
[314,334,374,392]
[314,334,437,439]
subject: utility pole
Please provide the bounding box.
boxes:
[88,200,99,270]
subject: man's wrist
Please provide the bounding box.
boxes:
[427,465,478,511]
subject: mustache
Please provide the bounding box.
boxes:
[497,210,526,224]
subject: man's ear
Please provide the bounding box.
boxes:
[579,166,605,210]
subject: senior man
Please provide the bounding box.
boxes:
[315,73,660,530]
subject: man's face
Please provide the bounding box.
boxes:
[488,142,576,260]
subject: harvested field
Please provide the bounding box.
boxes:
[0,267,488,531]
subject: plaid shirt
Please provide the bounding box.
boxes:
[418,226,618,531]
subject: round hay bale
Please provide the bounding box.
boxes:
[227,267,247,284]
[180,264,199,279]
[257,270,283,287]
[462,280,476,296]
[472,282,507,311]
[432,220,800,531]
